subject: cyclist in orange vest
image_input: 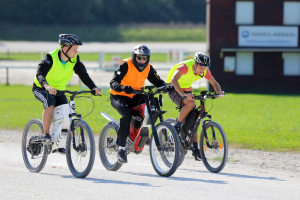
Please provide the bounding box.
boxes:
[167,52,225,161]
[110,44,174,163]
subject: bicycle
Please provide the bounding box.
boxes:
[166,91,228,173]
[22,90,100,178]
[99,85,181,177]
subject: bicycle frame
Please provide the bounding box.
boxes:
[101,86,167,152]
[180,92,218,150]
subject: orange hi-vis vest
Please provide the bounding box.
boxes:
[110,57,150,98]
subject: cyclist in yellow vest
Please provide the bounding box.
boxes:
[110,44,174,163]
[166,52,225,161]
[32,34,102,154]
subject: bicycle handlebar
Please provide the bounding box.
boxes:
[132,85,169,95]
[56,90,102,97]
[194,93,225,100]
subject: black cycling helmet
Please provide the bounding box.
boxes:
[59,34,82,47]
[59,34,82,63]
[194,52,211,67]
[131,44,151,72]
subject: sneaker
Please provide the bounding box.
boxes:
[52,148,66,155]
[42,134,53,144]
[145,137,151,146]
[192,148,202,161]
[117,149,127,163]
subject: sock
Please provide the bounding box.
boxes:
[174,120,183,128]
[119,146,125,150]
[193,142,199,150]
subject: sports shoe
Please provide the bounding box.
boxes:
[192,148,201,161]
[117,149,127,163]
[145,137,151,145]
[42,134,53,144]
[52,148,66,155]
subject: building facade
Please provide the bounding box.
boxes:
[207,0,300,93]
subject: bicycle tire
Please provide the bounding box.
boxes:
[21,118,48,173]
[165,118,185,167]
[149,121,180,177]
[199,121,228,173]
[99,122,123,171]
[66,120,96,178]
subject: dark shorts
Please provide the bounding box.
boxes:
[32,87,68,109]
[168,90,192,109]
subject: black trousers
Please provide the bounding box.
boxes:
[110,94,146,147]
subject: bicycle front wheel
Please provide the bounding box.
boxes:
[66,120,95,178]
[199,121,228,173]
[98,122,123,171]
[150,121,180,177]
[165,118,185,167]
[21,118,48,173]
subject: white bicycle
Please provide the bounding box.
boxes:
[22,90,100,178]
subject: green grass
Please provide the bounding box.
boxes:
[1,85,300,152]
[0,25,206,42]
[0,52,168,62]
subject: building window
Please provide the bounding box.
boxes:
[284,53,300,76]
[236,1,254,24]
[236,52,253,75]
[224,56,235,72]
[283,2,300,25]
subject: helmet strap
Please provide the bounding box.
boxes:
[61,46,74,63]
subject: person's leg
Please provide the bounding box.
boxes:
[110,94,133,163]
[168,90,195,129]
[42,105,54,135]
[192,132,201,161]
[33,87,55,143]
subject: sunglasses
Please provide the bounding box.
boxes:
[136,56,148,61]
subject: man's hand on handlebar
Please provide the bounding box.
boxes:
[121,85,134,94]
[164,83,175,93]
[92,87,102,95]
[44,84,57,95]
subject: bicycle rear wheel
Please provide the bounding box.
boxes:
[66,120,95,178]
[21,118,48,173]
[98,122,123,171]
[199,121,228,173]
[150,121,180,177]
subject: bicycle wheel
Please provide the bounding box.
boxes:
[150,121,180,177]
[66,120,95,178]
[199,121,228,173]
[21,118,48,173]
[99,122,123,171]
[165,118,185,167]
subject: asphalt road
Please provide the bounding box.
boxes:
[0,130,299,200]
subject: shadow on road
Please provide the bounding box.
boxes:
[41,173,160,187]
[179,168,285,181]
[118,171,227,184]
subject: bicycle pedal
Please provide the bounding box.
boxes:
[44,144,53,155]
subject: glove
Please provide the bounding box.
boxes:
[165,83,175,93]
[122,85,134,94]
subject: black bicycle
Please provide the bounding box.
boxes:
[22,90,100,178]
[166,91,228,173]
[99,85,181,177]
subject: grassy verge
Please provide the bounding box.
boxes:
[0,25,205,42]
[0,52,168,62]
[1,85,299,152]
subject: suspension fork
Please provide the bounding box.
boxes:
[69,114,80,152]
[145,98,162,151]
[201,118,212,148]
